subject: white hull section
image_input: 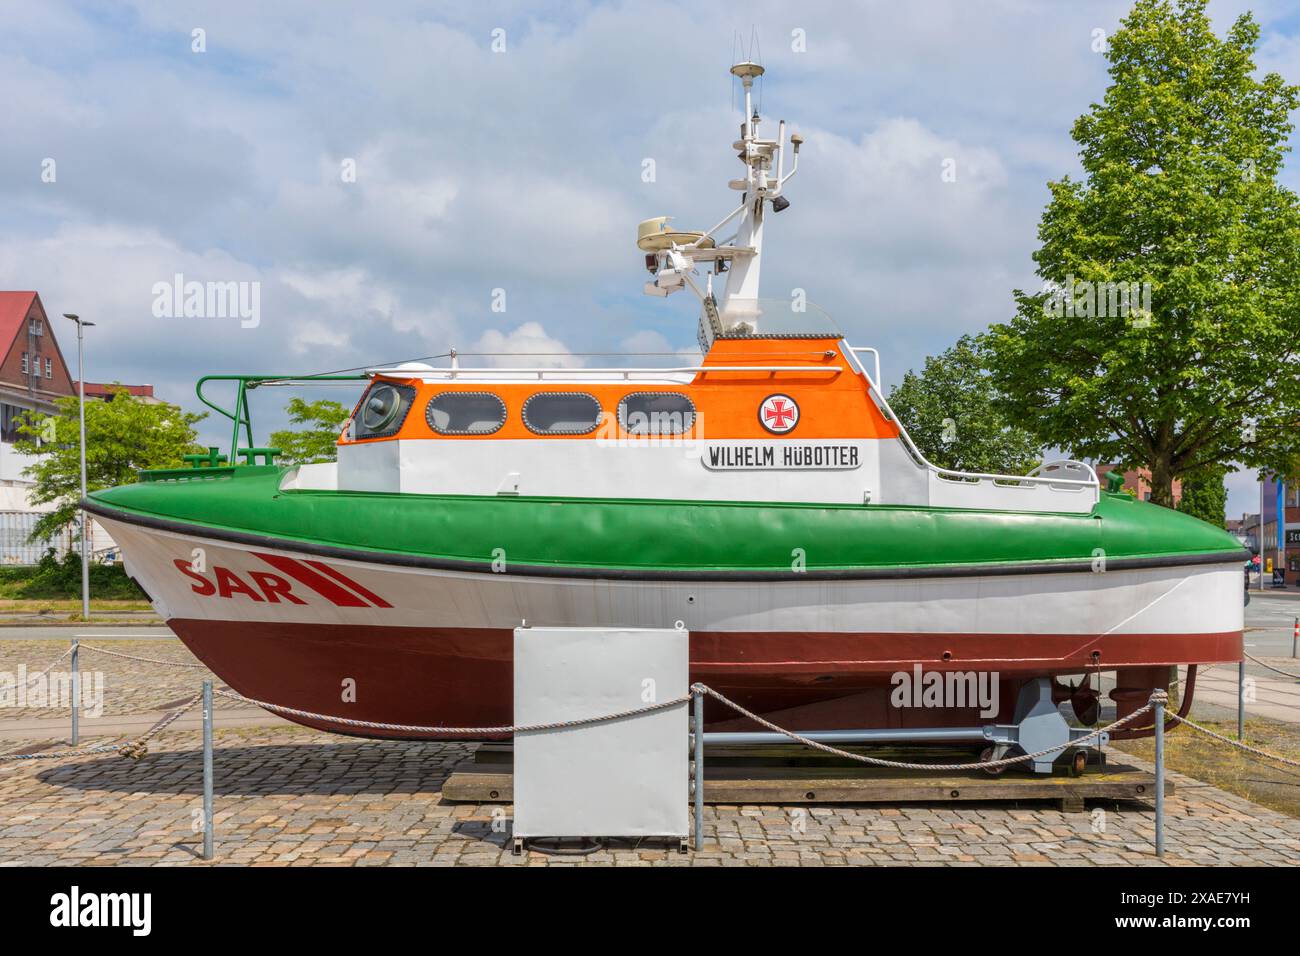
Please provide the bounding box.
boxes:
[103,515,1243,650]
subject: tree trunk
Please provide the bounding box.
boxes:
[1149,456,1176,509]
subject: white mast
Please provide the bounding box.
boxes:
[636,57,804,345]
[720,60,768,323]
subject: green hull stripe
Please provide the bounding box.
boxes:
[85,467,1249,577]
[82,499,1245,581]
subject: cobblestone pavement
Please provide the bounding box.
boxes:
[2,725,1299,866]
[0,639,211,720]
[3,639,1300,866]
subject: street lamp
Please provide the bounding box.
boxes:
[1260,472,1268,595]
[63,313,94,619]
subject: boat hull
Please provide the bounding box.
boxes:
[98,514,1243,739]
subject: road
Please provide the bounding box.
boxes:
[0,625,175,641]
[0,591,1291,649]
[1174,591,1300,724]
[1244,590,1300,657]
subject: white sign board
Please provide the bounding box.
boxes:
[513,626,689,843]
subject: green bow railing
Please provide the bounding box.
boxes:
[194,374,369,465]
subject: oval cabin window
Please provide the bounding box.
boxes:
[425,392,507,435]
[618,392,696,436]
[522,392,602,435]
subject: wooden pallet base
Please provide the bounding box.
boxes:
[441,744,1168,812]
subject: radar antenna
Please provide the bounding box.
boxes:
[636,56,805,348]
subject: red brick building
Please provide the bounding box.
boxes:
[0,291,158,562]
[74,382,158,403]
[1096,464,1183,507]
[0,292,77,471]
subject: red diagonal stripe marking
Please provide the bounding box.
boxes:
[304,559,393,608]
[253,553,370,608]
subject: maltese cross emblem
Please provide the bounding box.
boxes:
[759,394,800,434]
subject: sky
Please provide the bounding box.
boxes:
[1,0,1298,516]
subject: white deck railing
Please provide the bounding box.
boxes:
[369,365,843,381]
[841,340,1100,511]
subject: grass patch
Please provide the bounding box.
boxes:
[1114,715,1300,819]
[0,598,154,613]
[0,551,146,601]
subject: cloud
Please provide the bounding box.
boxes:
[619,329,703,366]
[1,0,1296,519]
[470,321,581,368]
[0,223,452,442]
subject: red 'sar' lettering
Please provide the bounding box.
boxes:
[175,554,390,609]
[173,559,216,596]
[305,560,394,608]
[214,566,264,602]
[248,571,307,605]
[253,553,371,608]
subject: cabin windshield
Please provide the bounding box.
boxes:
[714,297,840,339]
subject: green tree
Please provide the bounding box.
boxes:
[16,389,206,541]
[888,335,1043,474]
[984,0,1300,507]
[1177,464,1228,526]
[269,398,351,465]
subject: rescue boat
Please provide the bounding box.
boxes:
[84,61,1245,758]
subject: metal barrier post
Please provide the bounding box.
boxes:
[693,687,703,852]
[1293,617,1297,659]
[70,638,79,746]
[1238,660,1245,741]
[202,680,214,860]
[1153,693,1165,858]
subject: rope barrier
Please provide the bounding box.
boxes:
[1243,652,1300,681]
[689,684,1164,772]
[0,639,204,702]
[76,643,208,669]
[214,688,692,736]
[222,684,1161,773]
[1165,711,1300,771]
[0,742,125,761]
[0,645,74,695]
[8,667,1300,781]
[118,693,204,759]
[0,693,202,763]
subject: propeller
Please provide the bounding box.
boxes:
[1068,679,1100,726]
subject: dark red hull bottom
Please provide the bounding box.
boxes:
[170,618,1241,739]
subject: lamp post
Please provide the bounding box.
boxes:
[62,313,93,620]
[1278,479,1287,590]
[1259,473,1267,594]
